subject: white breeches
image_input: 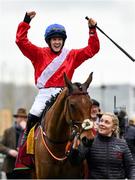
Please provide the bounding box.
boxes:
[30,88,62,117]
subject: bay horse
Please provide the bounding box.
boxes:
[34,72,94,179]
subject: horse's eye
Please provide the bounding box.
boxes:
[70,103,76,112]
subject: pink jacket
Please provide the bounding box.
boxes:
[16,22,100,88]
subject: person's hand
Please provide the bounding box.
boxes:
[19,120,26,130]
[72,133,80,149]
[8,149,18,158]
[23,11,36,24]
[88,18,97,28]
[26,11,36,19]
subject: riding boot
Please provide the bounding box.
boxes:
[20,113,40,146]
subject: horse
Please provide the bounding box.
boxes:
[34,72,95,179]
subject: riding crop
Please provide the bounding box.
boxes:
[85,16,135,62]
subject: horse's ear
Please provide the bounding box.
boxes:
[82,72,93,89]
[63,73,73,91]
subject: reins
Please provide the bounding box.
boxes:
[43,128,69,144]
[40,126,68,161]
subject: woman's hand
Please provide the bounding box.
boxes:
[72,133,80,149]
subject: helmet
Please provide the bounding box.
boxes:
[44,24,67,43]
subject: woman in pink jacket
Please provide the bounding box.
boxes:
[16,11,100,145]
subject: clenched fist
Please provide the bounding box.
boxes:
[88,18,97,28]
[26,11,36,19]
[24,11,36,24]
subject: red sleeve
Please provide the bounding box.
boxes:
[15,22,41,65]
[72,28,100,69]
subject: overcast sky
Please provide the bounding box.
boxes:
[0,0,135,87]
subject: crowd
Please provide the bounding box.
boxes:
[1,100,135,179]
[0,108,31,179]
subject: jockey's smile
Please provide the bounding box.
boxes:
[50,37,64,53]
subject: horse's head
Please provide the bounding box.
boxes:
[64,72,94,139]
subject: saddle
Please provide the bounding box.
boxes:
[15,124,39,171]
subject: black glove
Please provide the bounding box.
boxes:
[23,13,31,24]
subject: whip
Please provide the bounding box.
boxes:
[85,16,135,62]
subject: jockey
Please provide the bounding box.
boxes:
[16,11,100,146]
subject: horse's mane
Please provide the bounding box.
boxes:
[41,83,83,119]
[41,89,63,118]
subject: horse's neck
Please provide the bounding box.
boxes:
[45,88,69,141]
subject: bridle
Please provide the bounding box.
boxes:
[42,90,90,141]
[41,90,93,161]
[65,91,91,138]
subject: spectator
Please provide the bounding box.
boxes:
[114,108,128,138]
[125,119,135,160]
[0,108,28,179]
[69,112,135,179]
[78,99,101,179]
[91,99,101,130]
